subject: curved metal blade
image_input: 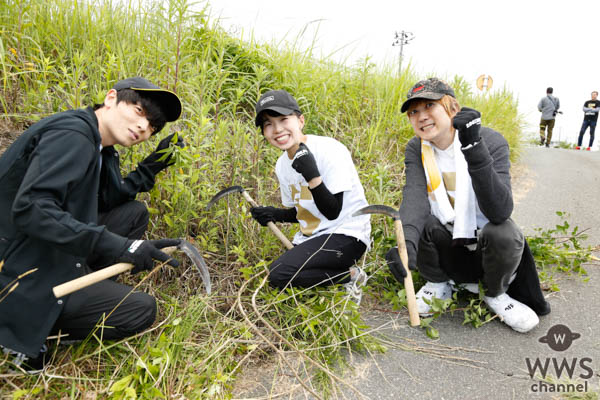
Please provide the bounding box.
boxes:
[178,240,211,295]
[206,185,245,210]
[352,204,400,220]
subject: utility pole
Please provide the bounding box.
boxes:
[392,30,414,75]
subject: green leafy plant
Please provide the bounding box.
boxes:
[418,293,457,339]
[528,211,594,290]
[416,286,495,339]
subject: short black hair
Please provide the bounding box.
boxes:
[257,109,303,132]
[546,87,553,94]
[94,89,167,134]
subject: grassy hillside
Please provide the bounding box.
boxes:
[1,0,526,398]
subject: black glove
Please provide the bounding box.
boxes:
[291,143,320,182]
[117,238,181,273]
[452,107,481,148]
[385,242,417,283]
[250,206,278,226]
[140,133,185,174]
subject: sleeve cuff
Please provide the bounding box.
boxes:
[93,229,129,259]
[461,140,480,150]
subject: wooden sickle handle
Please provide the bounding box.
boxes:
[241,190,294,250]
[52,246,177,298]
[394,220,420,327]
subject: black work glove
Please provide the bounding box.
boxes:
[291,143,320,182]
[452,107,482,148]
[250,206,278,226]
[384,241,417,283]
[140,133,185,174]
[117,238,181,274]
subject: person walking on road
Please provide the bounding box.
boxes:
[537,87,560,147]
[576,91,600,150]
[385,77,550,333]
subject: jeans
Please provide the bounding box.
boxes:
[577,119,596,147]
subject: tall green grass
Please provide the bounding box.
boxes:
[0,0,525,398]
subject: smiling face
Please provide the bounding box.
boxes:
[406,98,457,149]
[96,89,155,147]
[261,112,306,158]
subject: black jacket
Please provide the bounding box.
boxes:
[0,107,156,356]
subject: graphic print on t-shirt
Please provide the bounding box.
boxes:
[442,171,456,208]
[584,100,600,121]
[291,184,320,236]
[276,134,371,246]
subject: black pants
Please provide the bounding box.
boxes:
[416,215,524,297]
[51,200,155,341]
[268,233,366,289]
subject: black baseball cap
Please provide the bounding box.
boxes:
[400,78,456,113]
[255,89,302,126]
[113,77,182,122]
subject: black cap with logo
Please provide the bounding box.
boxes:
[254,89,302,126]
[401,78,456,113]
[113,77,182,122]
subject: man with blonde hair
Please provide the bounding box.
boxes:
[385,78,550,333]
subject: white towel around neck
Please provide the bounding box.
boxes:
[421,132,478,240]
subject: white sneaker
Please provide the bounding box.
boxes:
[343,267,368,306]
[484,293,539,333]
[416,281,452,316]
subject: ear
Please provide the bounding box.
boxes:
[103,89,118,108]
[448,99,461,119]
[298,114,305,129]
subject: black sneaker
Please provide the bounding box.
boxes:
[1,344,48,374]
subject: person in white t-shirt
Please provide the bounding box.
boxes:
[251,89,371,305]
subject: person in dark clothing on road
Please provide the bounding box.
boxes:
[576,91,600,150]
[385,78,550,333]
[0,77,184,373]
[537,87,560,147]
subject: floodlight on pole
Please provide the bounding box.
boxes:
[392,30,415,75]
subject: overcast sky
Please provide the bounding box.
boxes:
[210,0,600,145]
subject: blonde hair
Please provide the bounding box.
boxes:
[405,95,460,119]
[438,95,461,118]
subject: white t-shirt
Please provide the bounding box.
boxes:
[433,142,488,229]
[275,135,371,246]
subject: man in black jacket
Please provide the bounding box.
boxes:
[576,91,600,150]
[0,77,183,372]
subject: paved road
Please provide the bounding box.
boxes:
[234,146,600,399]
[344,146,600,400]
